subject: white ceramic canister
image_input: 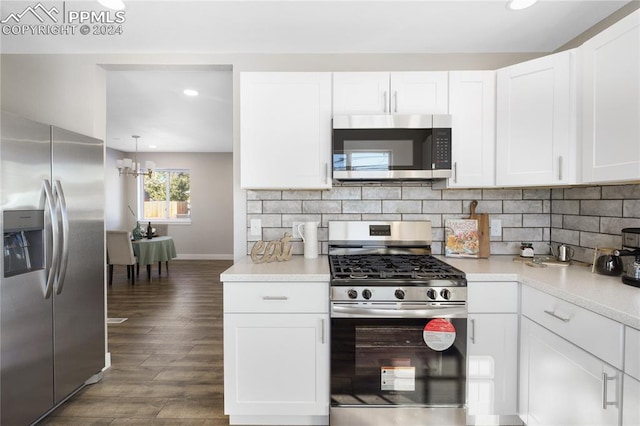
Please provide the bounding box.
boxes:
[297,222,319,259]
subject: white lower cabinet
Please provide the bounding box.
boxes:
[223,281,329,425]
[466,282,520,425]
[623,374,640,426]
[623,326,640,425]
[520,286,625,426]
[521,317,621,426]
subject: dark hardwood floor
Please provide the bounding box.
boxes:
[40,259,233,425]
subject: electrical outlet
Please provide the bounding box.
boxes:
[292,222,304,238]
[250,219,261,236]
[490,219,502,237]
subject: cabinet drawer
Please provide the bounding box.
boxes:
[468,281,518,313]
[521,286,623,369]
[626,326,640,380]
[224,281,329,313]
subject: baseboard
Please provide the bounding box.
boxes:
[103,352,111,370]
[175,254,234,260]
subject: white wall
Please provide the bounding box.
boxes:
[113,151,234,259]
[105,147,129,230]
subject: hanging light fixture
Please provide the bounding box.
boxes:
[116,135,155,178]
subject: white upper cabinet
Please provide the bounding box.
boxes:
[582,10,640,183]
[390,72,449,114]
[240,72,332,190]
[333,72,449,115]
[496,49,578,187]
[332,72,390,115]
[447,71,496,188]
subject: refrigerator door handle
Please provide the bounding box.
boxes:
[53,180,69,295]
[40,179,58,299]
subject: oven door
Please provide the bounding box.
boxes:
[330,307,467,425]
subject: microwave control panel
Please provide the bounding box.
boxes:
[432,128,452,170]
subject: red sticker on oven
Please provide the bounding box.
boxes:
[423,318,456,351]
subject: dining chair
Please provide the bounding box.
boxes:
[152,224,170,275]
[106,230,137,285]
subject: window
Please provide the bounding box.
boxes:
[139,169,191,222]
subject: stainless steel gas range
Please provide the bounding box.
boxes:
[328,221,468,426]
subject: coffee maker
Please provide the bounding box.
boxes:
[615,228,640,288]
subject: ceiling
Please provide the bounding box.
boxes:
[0,1,632,54]
[106,68,233,152]
[1,0,633,153]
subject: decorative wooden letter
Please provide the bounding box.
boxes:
[251,232,294,263]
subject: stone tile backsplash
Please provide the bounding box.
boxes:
[247,182,640,262]
[551,184,640,264]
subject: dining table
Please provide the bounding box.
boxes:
[132,235,177,280]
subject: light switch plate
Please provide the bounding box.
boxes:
[490,219,502,237]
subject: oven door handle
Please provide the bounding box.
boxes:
[331,304,467,319]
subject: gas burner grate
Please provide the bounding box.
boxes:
[329,254,466,281]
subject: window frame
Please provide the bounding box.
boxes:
[137,168,191,224]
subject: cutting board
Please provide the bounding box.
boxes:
[469,200,490,258]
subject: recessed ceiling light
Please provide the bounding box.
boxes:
[97,0,125,11]
[149,145,157,149]
[183,89,199,97]
[507,0,538,10]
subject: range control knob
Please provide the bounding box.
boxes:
[426,288,438,300]
[394,289,405,300]
[347,289,358,299]
[440,289,452,300]
[362,289,372,300]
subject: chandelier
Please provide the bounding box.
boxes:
[116,135,155,178]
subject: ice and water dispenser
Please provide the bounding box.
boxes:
[3,210,44,277]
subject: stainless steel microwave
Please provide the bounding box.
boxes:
[332,114,452,181]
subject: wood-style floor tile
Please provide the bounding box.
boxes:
[156,397,225,419]
[39,260,233,425]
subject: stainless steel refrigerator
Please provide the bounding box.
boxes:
[1,111,105,425]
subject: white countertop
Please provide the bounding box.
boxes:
[220,255,330,282]
[220,255,640,329]
[442,255,640,329]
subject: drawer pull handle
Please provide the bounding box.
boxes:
[262,296,288,301]
[544,309,571,323]
[602,372,618,409]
